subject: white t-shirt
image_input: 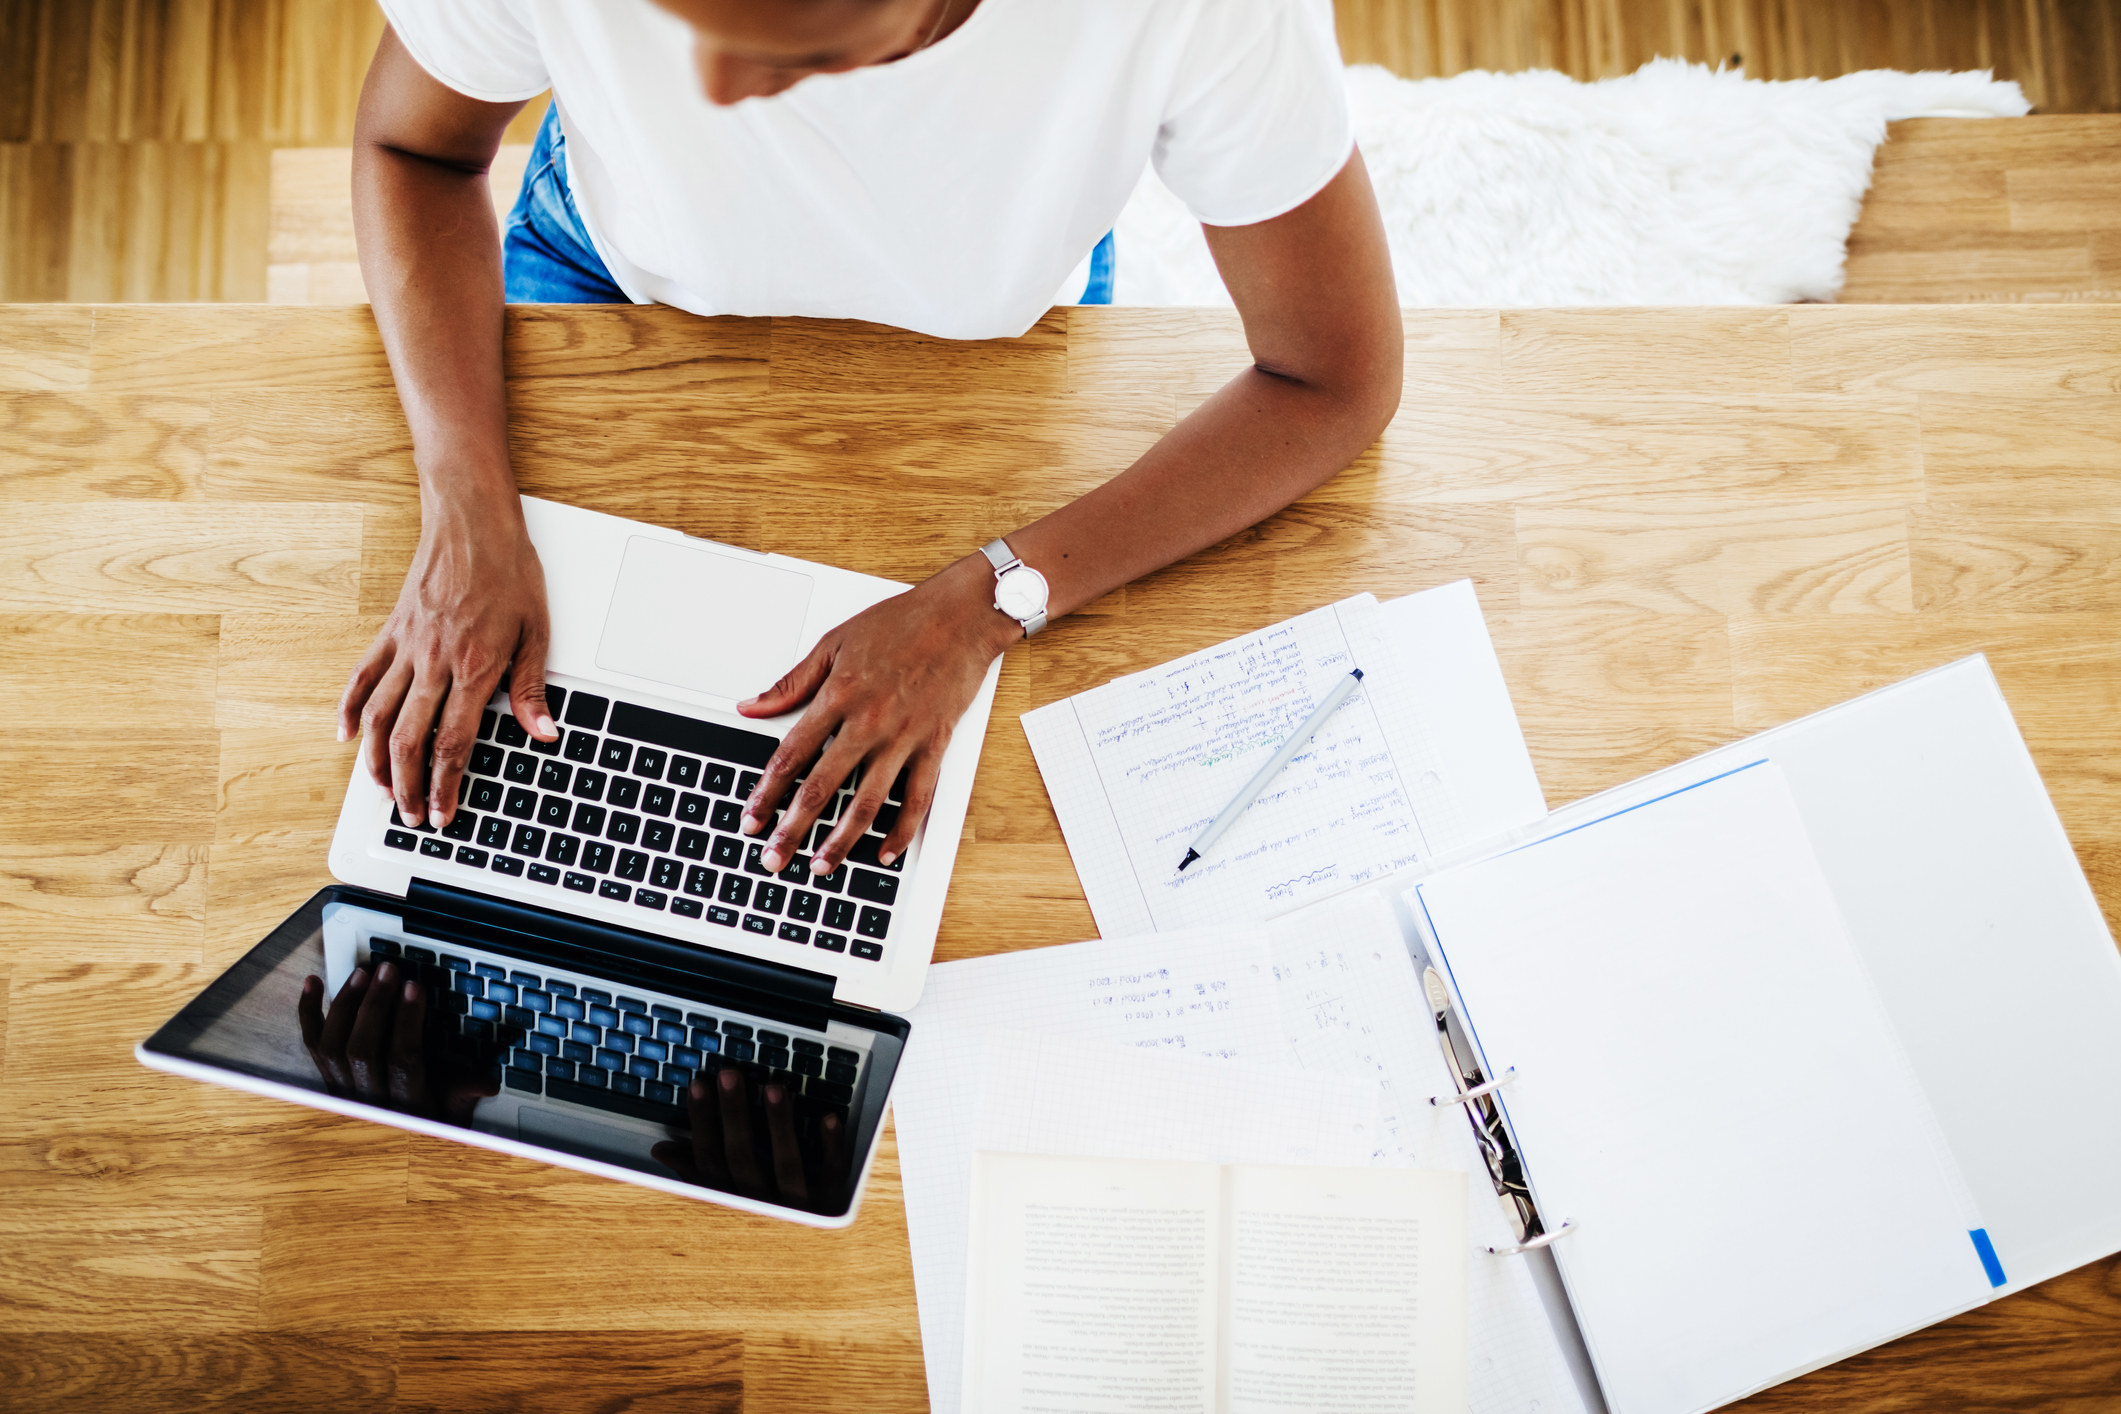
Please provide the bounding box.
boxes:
[377,0,1352,339]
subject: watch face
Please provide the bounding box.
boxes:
[994,565,1049,620]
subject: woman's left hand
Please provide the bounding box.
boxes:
[737,552,1017,876]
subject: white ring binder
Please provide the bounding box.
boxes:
[1431,1067,1516,1106]
[1488,1221,1577,1256]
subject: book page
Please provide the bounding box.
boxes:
[1223,1165,1469,1414]
[1022,583,1543,938]
[965,1151,1223,1414]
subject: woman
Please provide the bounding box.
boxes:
[341,0,1403,883]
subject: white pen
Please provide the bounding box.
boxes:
[1175,667,1364,873]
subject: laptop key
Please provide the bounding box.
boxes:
[564,730,599,763]
[510,824,546,857]
[545,1057,575,1082]
[651,857,682,890]
[720,1023,752,1041]
[390,806,435,834]
[529,731,561,758]
[607,777,641,810]
[813,931,847,953]
[572,802,607,836]
[562,1039,592,1063]
[621,1012,653,1036]
[849,869,899,906]
[616,849,649,882]
[570,769,606,804]
[586,1004,617,1027]
[704,763,736,795]
[808,1078,854,1106]
[788,890,820,922]
[575,1064,608,1089]
[478,709,497,741]
[599,879,629,900]
[671,896,703,918]
[505,1067,542,1093]
[742,914,775,936]
[847,834,902,871]
[504,751,538,784]
[607,813,641,846]
[811,864,847,894]
[644,819,675,852]
[385,829,417,851]
[744,843,776,877]
[677,794,709,827]
[455,845,489,868]
[634,748,667,780]
[851,939,884,960]
[471,742,505,776]
[580,988,612,1005]
[490,856,524,877]
[737,771,763,800]
[634,888,668,911]
[856,906,891,940]
[582,840,614,874]
[538,759,572,792]
[538,795,572,828]
[710,800,743,833]
[869,802,900,836]
[527,863,560,885]
[792,1038,823,1056]
[709,835,744,868]
[495,715,528,748]
[643,1079,675,1104]
[676,827,709,860]
[794,1053,822,1078]
[612,1073,642,1096]
[441,811,478,842]
[707,905,739,928]
[563,870,594,893]
[503,787,537,820]
[824,898,855,931]
[486,981,517,1005]
[718,874,751,907]
[754,881,787,914]
[594,1047,625,1072]
[778,923,810,945]
[600,739,632,772]
[668,756,700,788]
[564,692,609,731]
[546,833,580,867]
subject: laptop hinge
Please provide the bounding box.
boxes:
[403,879,839,1017]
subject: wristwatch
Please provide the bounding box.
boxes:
[981,538,1049,638]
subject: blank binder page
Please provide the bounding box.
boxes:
[1412,760,1996,1414]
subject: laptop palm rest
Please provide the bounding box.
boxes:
[597,535,815,700]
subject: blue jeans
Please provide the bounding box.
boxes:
[503,106,628,303]
[501,105,1116,305]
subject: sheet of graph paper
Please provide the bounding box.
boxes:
[894,909,1589,1414]
[1023,580,1544,938]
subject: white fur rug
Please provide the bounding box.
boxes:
[1112,61,2029,307]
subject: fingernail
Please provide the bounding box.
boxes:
[536,714,557,739]
[879,850,897,867]
[691,1079,707,1100]
[762,848,782,871]
[402,980,419,1002]
[741,813,759,835]
[336,724,348,743]
[351,967,368,988]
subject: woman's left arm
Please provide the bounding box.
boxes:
[743,150,1403,875]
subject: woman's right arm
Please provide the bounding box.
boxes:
[339,28,557,832]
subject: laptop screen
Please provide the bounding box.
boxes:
[139,886,904,1221]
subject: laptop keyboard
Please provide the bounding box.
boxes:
[362,935,864,1130]
[379,683,901,964]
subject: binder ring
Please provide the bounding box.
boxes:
[1432,1067,1517,1107]
[1488,1221,1576,1256]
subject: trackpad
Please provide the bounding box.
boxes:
[517,1105,668,1177]
[597,535,813,701]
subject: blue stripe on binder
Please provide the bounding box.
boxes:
[1970,1228,2006,1287]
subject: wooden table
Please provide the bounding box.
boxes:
[2,302,2117,1410]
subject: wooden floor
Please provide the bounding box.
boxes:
[4,0,2121,302]
[1,301,2118,1409]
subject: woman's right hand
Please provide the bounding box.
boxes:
[338,497,556,830]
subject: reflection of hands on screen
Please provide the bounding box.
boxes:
[651,1067,851,1209]
[298,961,498,1124]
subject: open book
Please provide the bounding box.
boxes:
[963,1151,1469,1414]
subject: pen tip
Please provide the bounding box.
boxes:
[1177,848,1199,873]
[1352,667,1364,681]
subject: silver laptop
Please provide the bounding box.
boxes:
[136,495,1000,1226]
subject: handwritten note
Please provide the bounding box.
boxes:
[1024,583,1546,938]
